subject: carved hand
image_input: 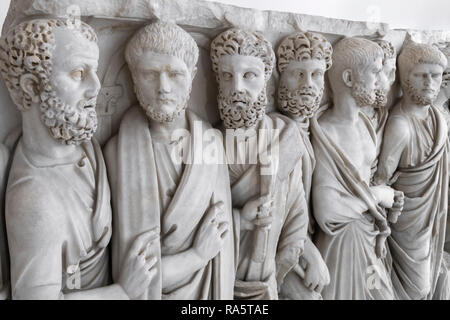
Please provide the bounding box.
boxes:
[388,190,404,223]
[118,229,159,299]
[371,185,395,208]
[240,194,274,231]
[193,201,229,264]
[301,240,330,293]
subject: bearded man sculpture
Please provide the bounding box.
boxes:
[275,31,331,299]
[105,21,235,300]
[211,28,309,299]
[374,41,450,300]
[0,19,157,300]
[310,37,400,300]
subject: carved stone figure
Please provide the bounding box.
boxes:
[0,19,157,299]
[310,37,400,300]
[436,43,450,129]
[362,39,397,155]
[211,28,308,300]
[104,21,235,300]
[275,31,332,299]
[374,41,450,300]
[0,142,8,299]
[436,43,450,254]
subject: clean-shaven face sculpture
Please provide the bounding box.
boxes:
[0,19,100,145]
[372,39,396,108]
[211,29,275,129]
[125,21,199,123]
[276,32,332,119]
[328,37,384,108]
[399,42,447,106]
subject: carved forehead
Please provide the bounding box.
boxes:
[134,51,189,72]
[52,28,99,64]
[217,54,265,72]
[283,59,327,73]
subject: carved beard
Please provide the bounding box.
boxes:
[217,89,266,129]
[135,85,189,123]
[277,85,323,119]
[405,80,437,106]
[352,81,376,107]
[373,88,388,108]
[39,89,97,145]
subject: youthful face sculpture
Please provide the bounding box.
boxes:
[405,63,444,106]
[132,52,193,123]
[278,58,326,119]
[41,28,100,145]
[216,54,267,129]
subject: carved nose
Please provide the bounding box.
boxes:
[85,71,101,99]
[233,76,245,94]
[159,72,171,94]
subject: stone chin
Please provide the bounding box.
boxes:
[217,90,267,129]
[135,85,190,123]
[404,80,437,106]
[277,85,323,119]
[352,81,376,107]
[373,89,388,109]
[142,103,187,123]
[40,91,98,145]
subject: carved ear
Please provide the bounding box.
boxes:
[342,69,353,88]
[19,74,40,103]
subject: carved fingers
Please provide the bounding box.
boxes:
[193,201,230,262]
[119,229,160,299]
[240,194,274,231]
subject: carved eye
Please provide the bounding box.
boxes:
[144,71,158,80]
[170,71,184,78]
[222,72,232,81]
[432,73,441,79]
[71,70,83,80]
[313,71,323,78]
[244,72,256,80]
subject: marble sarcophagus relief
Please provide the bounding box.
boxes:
[0,0,449,300]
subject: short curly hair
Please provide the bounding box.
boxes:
[372,39,396,62]
[210,28,275,81]
[277,31,332,74]
[0,18,97,112]
[125,21,199,72]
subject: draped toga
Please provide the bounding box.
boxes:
[227,112,309,300]
[375,102,450,300]
[105,106,235,300]
[6,139,112,299]
[310,105,395,300]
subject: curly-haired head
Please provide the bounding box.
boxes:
[372,39,396,63]
[210,28,275,81]
[125,21,199,73]
[398,41,447,89]
[277,31,332,74]
[0,18,97,112]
